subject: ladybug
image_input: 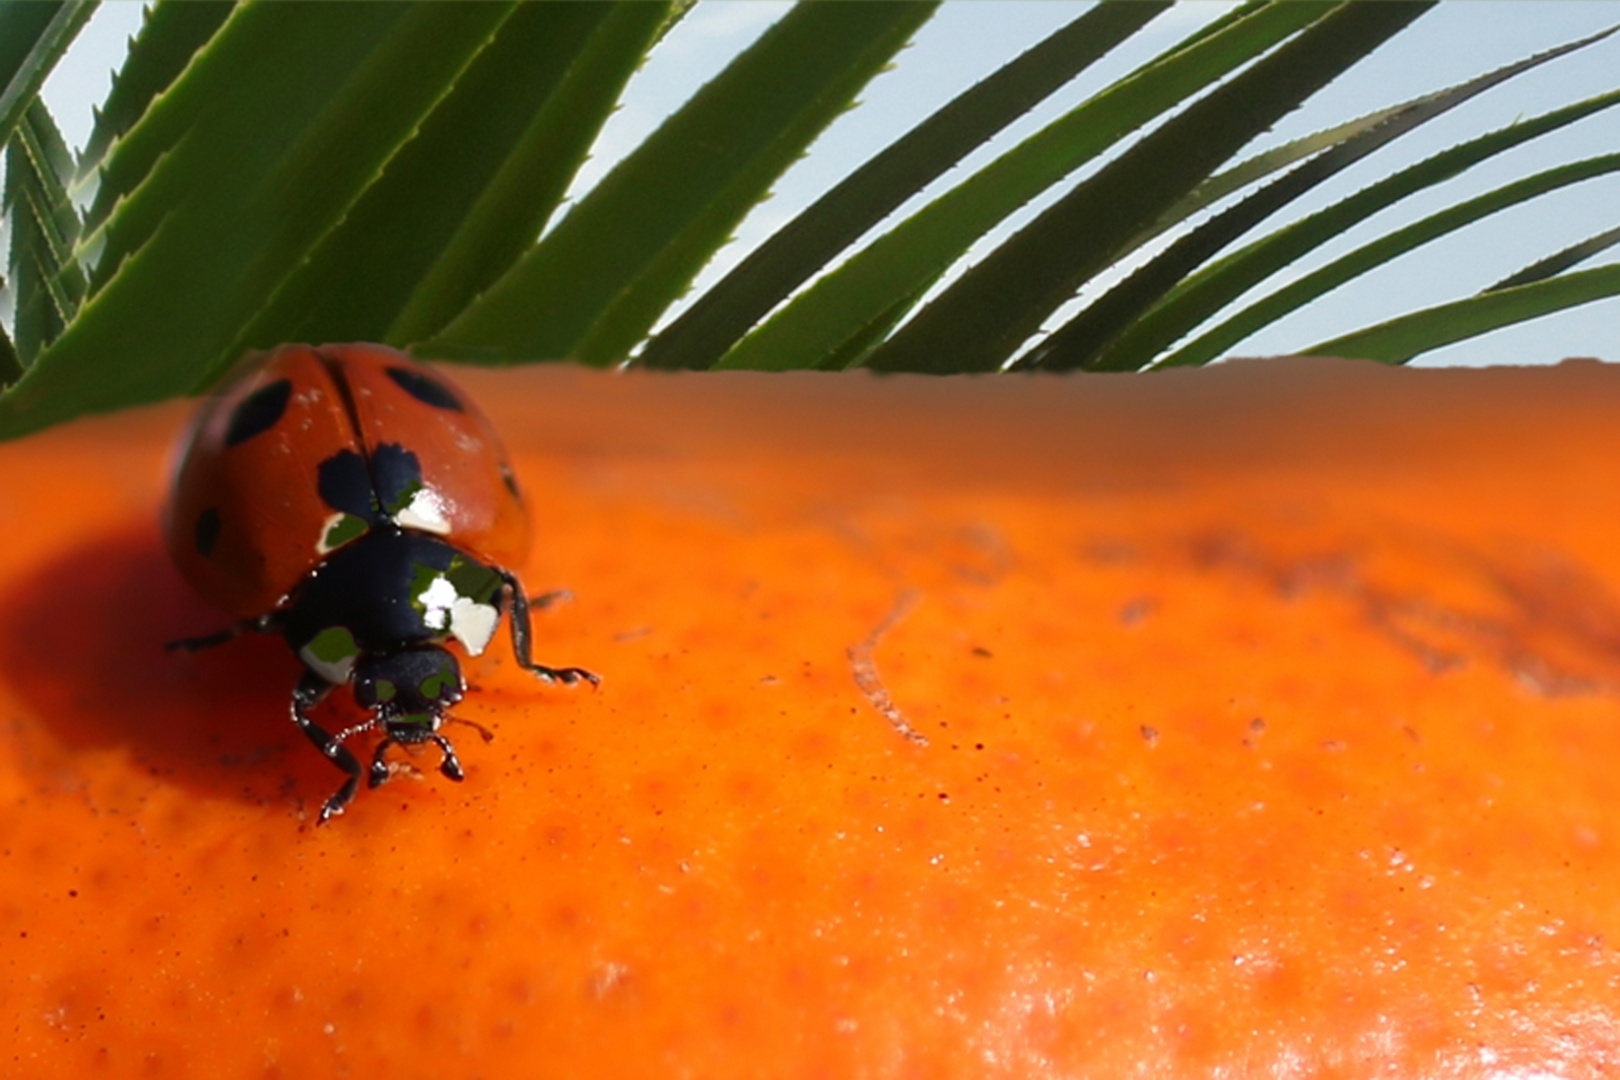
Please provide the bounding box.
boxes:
[165,342,597,823]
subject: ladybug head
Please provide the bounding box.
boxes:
[353,646,465,735]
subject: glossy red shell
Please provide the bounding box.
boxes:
[165,343,528,618]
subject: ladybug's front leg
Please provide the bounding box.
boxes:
[497,569,600,687]
[290,671,362,824]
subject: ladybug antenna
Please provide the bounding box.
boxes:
[447,714,496,744]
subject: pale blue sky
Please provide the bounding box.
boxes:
[41,2,1620,368]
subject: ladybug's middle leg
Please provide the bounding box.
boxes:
[497,569,600,688]
[166,612,280,653]
[528,589,572,612]
[291,671,362,824]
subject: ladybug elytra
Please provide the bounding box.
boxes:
[165,343,596,823]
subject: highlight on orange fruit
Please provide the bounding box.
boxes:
[3,354,1619,1077]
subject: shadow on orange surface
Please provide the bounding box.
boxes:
[0,524,304,803]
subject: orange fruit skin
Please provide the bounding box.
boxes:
[3,357,1620,1077]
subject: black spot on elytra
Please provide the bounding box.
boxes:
[386,366,463,412]
[194,508,222,557]
[317,450,376,519]
[372,443,427,516]
[316,444,429,524]
[500,464,520,499]
[225,378,293,447]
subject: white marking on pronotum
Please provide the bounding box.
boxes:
[448,597,498,656]
[417,574,499,656]
[315,511,366,555]
[419,576,459,631]
[848,588,928,747]
[299,626,360,685]
[394,488,452,535]
[300,649,356,686]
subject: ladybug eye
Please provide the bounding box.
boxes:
[225,378,293,446]
[385,366,463,412]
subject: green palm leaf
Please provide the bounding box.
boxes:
[1486,223,1620,292]
[711,0,1334,373]
[0,0,96,149]
[1305,262,1620,364]
[0,0,1613,440]
[865,1,1434,373]
[635,0,1171,372]
[3,3,514,435]
[76,1,231,182]
[238,3,675,353]
[3,98,83,366]
[1049,29,1620,373]
[1152,151,1620,372]
[425,2,937,366]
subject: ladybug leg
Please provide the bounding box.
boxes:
[166,612,280,652]
[368,739,396,789]
[447,715,496,744]
[529,589,573,611]
[497,570,600,687]
[431,734,465,782]
[290,671,362,824]
[368,734,463,787]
